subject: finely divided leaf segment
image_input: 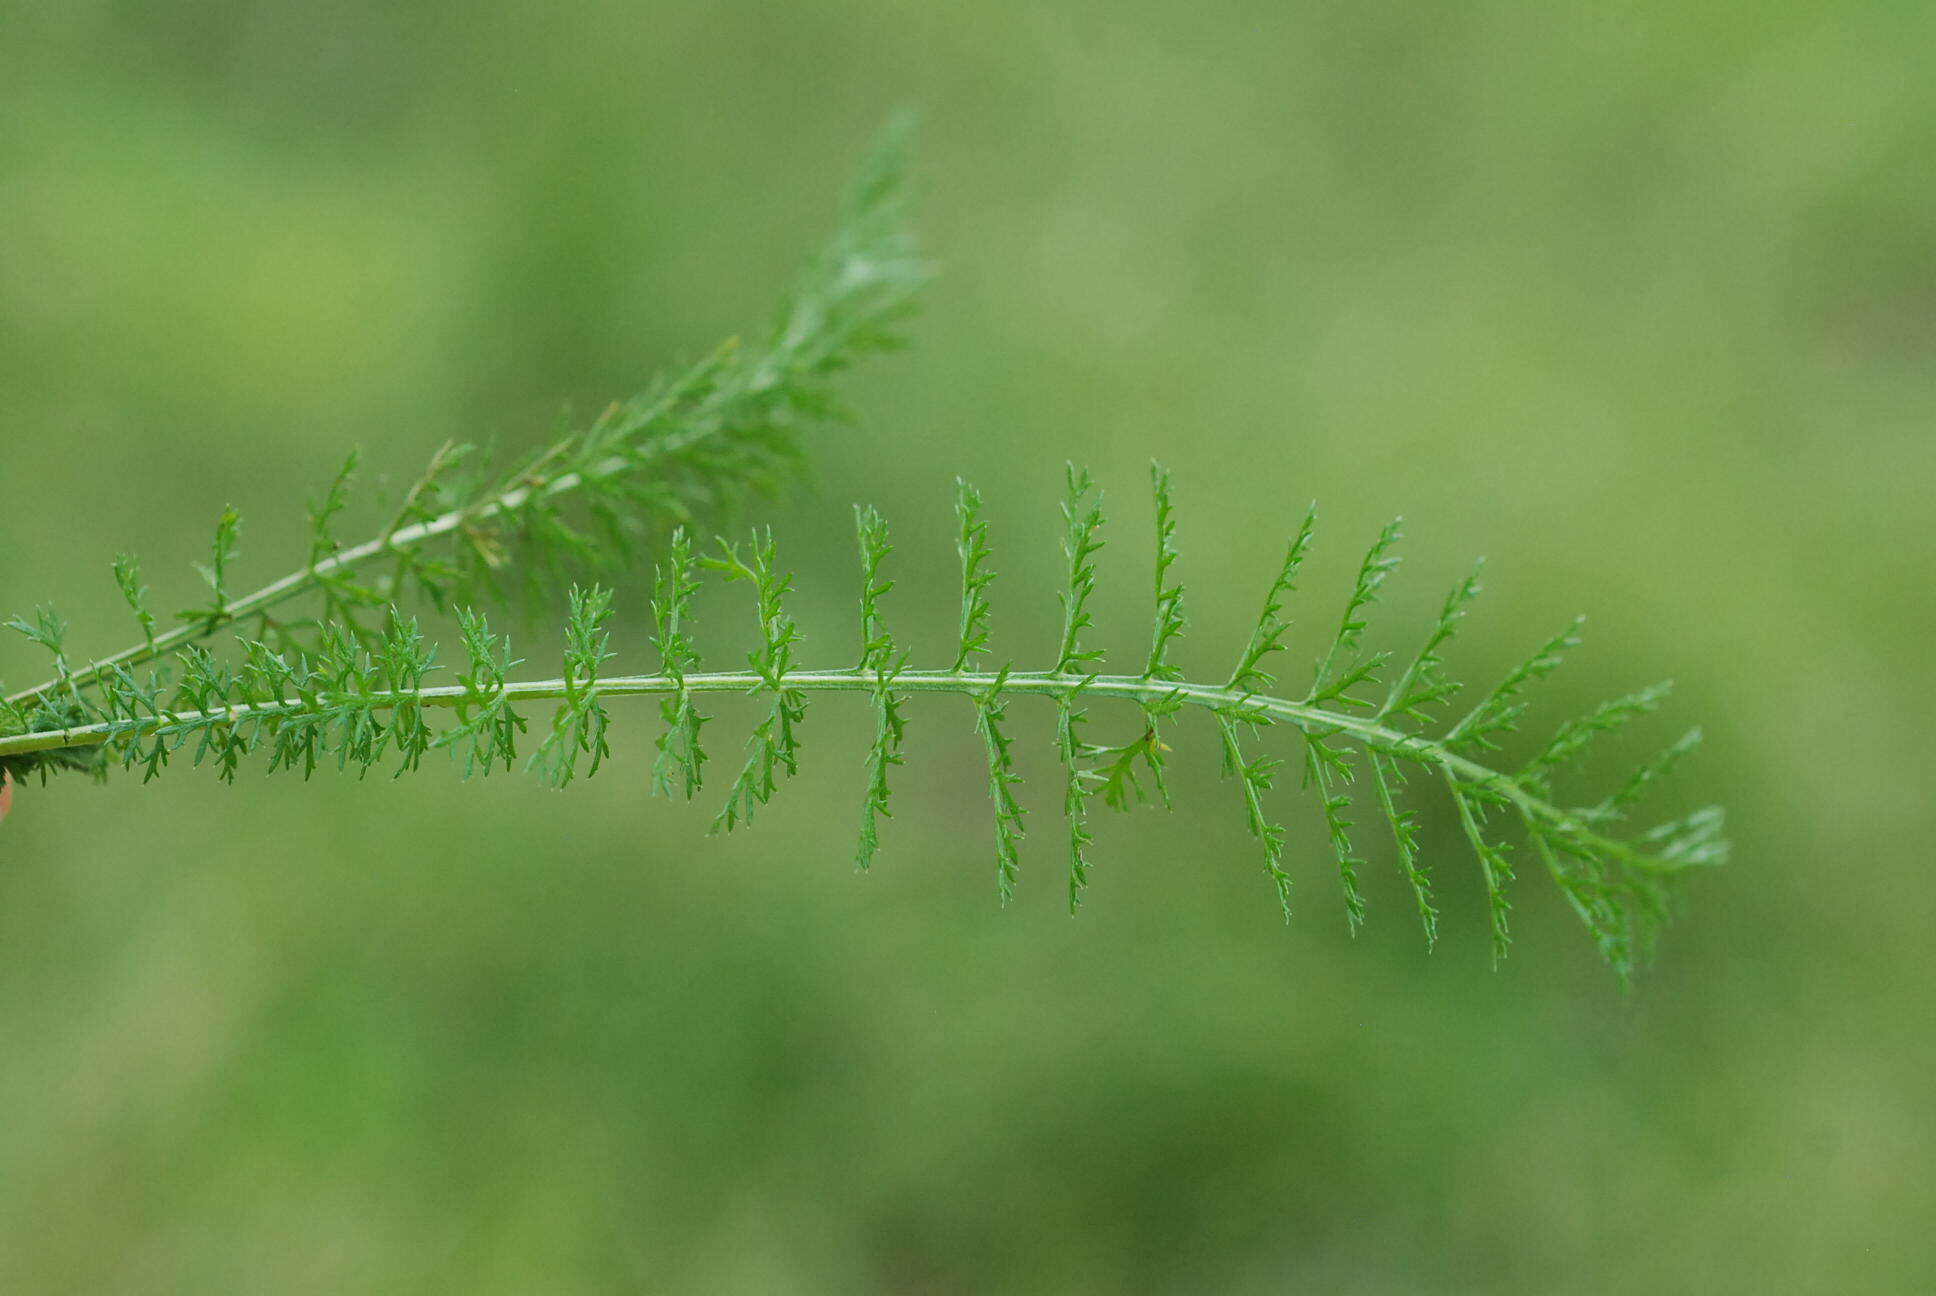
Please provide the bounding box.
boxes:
[0,124,1723,980]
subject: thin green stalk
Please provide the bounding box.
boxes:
[7,462,632,710]
[4,119,924,714]
[2,451,1724,976]
[0,667,1690,877]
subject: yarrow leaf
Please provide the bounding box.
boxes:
[0,125,1723,982]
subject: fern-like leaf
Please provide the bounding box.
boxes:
[4,122,924,717]
[1309,518,1402,708]
[1229,505,1318,695]
[707,530,806,832]
[975,666,1027,904]
[853,505,907,870]
[649,530,707,801]
[2,469,1725,979]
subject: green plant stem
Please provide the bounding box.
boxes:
[2,425,737,712]
[6,116,924,716]
[0,668,1677,873]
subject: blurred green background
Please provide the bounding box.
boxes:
[3,3,1932,1291]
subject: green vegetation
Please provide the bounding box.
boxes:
[3,139,1720,982]
[3,6,1930,1291]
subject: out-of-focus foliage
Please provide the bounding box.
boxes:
[1,3,1931,1292]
